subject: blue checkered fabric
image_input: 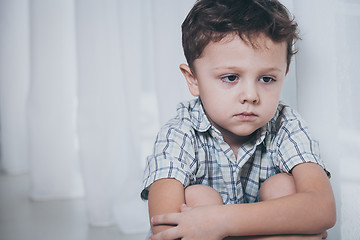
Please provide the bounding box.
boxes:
[141,98,328,204]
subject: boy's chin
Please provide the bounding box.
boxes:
[228,129,259,140]
[231,126,261,136]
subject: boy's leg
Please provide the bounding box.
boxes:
[259,173,296,201]
[184,184,224,207]
[184,173,297,207]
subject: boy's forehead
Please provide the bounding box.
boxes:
[210,33,286,52]
[194,33,288,71]
[198,33,287,61]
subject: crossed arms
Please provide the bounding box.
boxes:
[147,162,336,240]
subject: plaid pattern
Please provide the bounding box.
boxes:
[141,98,328,204]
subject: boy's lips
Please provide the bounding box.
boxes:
[234,112,258,121]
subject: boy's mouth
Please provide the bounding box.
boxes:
[234,112,258,121]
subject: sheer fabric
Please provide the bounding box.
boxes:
[0,0,29,174]
[293,0,340,238]
[0,0,358,237]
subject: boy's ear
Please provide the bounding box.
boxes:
[180,64,200,97]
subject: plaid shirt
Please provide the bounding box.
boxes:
[141,98,328,204]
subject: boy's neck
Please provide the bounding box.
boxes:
[222,131,255,157]
[211,123,256,157]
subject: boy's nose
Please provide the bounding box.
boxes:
[238,81,259,104]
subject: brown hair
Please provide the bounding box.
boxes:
[182,0,299,71]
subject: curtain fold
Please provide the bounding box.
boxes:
[151,0,195,125]
[28,0,83,200]
[293,0,341,238]
[334,2,360,238]
[75,0,148,232]
[0,0,29,174]
[76,0,124,226]
[278,0,297,109]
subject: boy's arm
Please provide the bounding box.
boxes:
[148,178,185,234]
[150,162,336,239]
[222,162,336,236]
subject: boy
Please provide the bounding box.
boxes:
[141,0,336,239]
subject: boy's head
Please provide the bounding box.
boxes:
[181,0,299,72]
[180,0,300,146]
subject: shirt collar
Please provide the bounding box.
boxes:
[188,97,212,132]
[262,103,283,147]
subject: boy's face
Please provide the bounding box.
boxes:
[181,34,287,145]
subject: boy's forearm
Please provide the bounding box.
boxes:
[148,178,186,234]
[221,194,329,236]
[226,233,323,239]
[220,164,336,237]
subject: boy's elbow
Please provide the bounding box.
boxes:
[319,196,337,231]
[321,211,336,231]
[326,203,337,230]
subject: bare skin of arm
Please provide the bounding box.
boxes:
[148,178,185,234]
[220,163,336,237]
[149,163,336,239]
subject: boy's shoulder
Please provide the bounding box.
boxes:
[267,102,312,141]
[159,98,210,136]
[272,102,303,123]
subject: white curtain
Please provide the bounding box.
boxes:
[0,0,29,174]
[293,0,360,238]
[1,0,359,238]
[292,0,341,238]
[28,0,83,200]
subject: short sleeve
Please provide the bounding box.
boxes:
[275,118,329,177]
[141,125,197,200]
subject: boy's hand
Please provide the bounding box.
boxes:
[150,204,329,240]
[150,204,227,240]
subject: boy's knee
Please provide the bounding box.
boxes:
[185,184,223,207]
[259,173,296,201]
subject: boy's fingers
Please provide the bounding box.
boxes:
[180,203,192,212]
[151,213,181,226]
[150,226,181,240]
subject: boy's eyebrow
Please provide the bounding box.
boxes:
[260,67,284,73]
[212,65,284,74]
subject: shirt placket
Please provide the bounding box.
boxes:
[211,127,246,204]
[235,144,258,203]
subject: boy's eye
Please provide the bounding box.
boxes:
[221,74,238,82]
[259,76,276,83]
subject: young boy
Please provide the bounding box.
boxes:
[141,0,336,239]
